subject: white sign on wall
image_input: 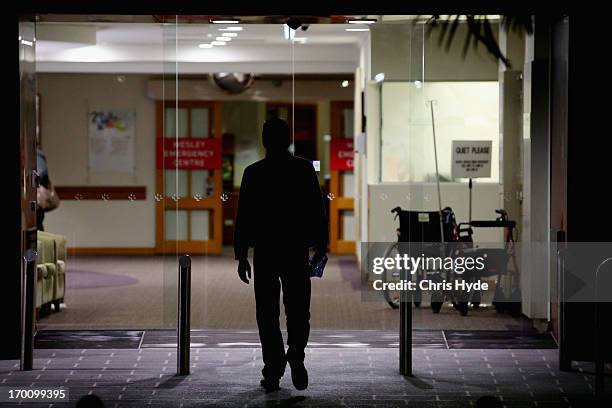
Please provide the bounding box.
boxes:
[451,140,492,179]
[88,110,135,173]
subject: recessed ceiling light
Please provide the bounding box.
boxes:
[222,32,238,37]
[211,41,226,46]
[375,73,385,83]
[346,28,370,32]
[215,37,231,42]
[219,26,243,31]
[341,80,349,88]
[211,19,240,24]
[347,19,377,24]
[199,43,213,49]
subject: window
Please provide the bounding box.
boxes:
[381,81,499,183]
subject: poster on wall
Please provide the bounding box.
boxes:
[88,110,135,173]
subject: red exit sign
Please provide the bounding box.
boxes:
[330,139,354,171]
[156,138,222,170]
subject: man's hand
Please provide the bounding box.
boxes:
[237,258,252,284]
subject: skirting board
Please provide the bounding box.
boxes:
[67,247,156,256]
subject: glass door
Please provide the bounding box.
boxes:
[33,15,176,330]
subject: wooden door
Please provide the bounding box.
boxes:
[155,100,223,254]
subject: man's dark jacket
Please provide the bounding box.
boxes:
[234,152,328,260]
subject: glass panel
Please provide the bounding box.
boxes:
[342,210,356,241]
[222,101,264,191]
[161,17,181,328]
[34,18,174,329]
[342,172,355,197]
[381,81,499,183]
[164,209,188,240]
[191,108,210,138]
[191,169,212,197]
[190,210,210,240]
[342,108,354,138]
[164,107,188,138]
[164,169,188,197]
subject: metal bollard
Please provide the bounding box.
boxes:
[177,254,191,375]
[399,267,412,376]
[21,249,37,371]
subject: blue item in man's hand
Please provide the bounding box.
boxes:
[308,254,328,278]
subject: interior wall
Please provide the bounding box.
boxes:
[147,78,354,102]
[368,183,503,243]
[39,73,343,248]
[363,21,510,247]
[380,81,500,183]
[222,101,266,187]
[40,73,156,248]
[371,23,499,82]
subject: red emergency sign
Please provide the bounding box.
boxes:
[330,139,354,171]
[156,138,222,170]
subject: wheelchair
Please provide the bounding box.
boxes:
[383,207,519,317]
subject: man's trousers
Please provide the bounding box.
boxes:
[253,247,311,380]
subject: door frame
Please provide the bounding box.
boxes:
[329,100,355,254]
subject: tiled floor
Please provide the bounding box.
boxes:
[1,347,609,407]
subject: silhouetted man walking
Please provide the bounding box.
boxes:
[234,118,328,392]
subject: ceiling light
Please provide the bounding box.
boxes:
[222,32,238,37]
[215,37,231,42]
[211,41,226,46]
[211,19,240,24]
[346,28,370,32]
[219,27,243,31]
[199,43,213,49]
[375,73,385,83]
[348,19,377,24]
[341,80,349,88]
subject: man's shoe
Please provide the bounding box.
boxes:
[290,362,308,390]
[260,378,280,393]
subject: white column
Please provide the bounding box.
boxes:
[521,18,551,319]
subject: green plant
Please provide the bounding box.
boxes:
[425,15,534,68]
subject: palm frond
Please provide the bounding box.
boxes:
[423,15,534,68]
